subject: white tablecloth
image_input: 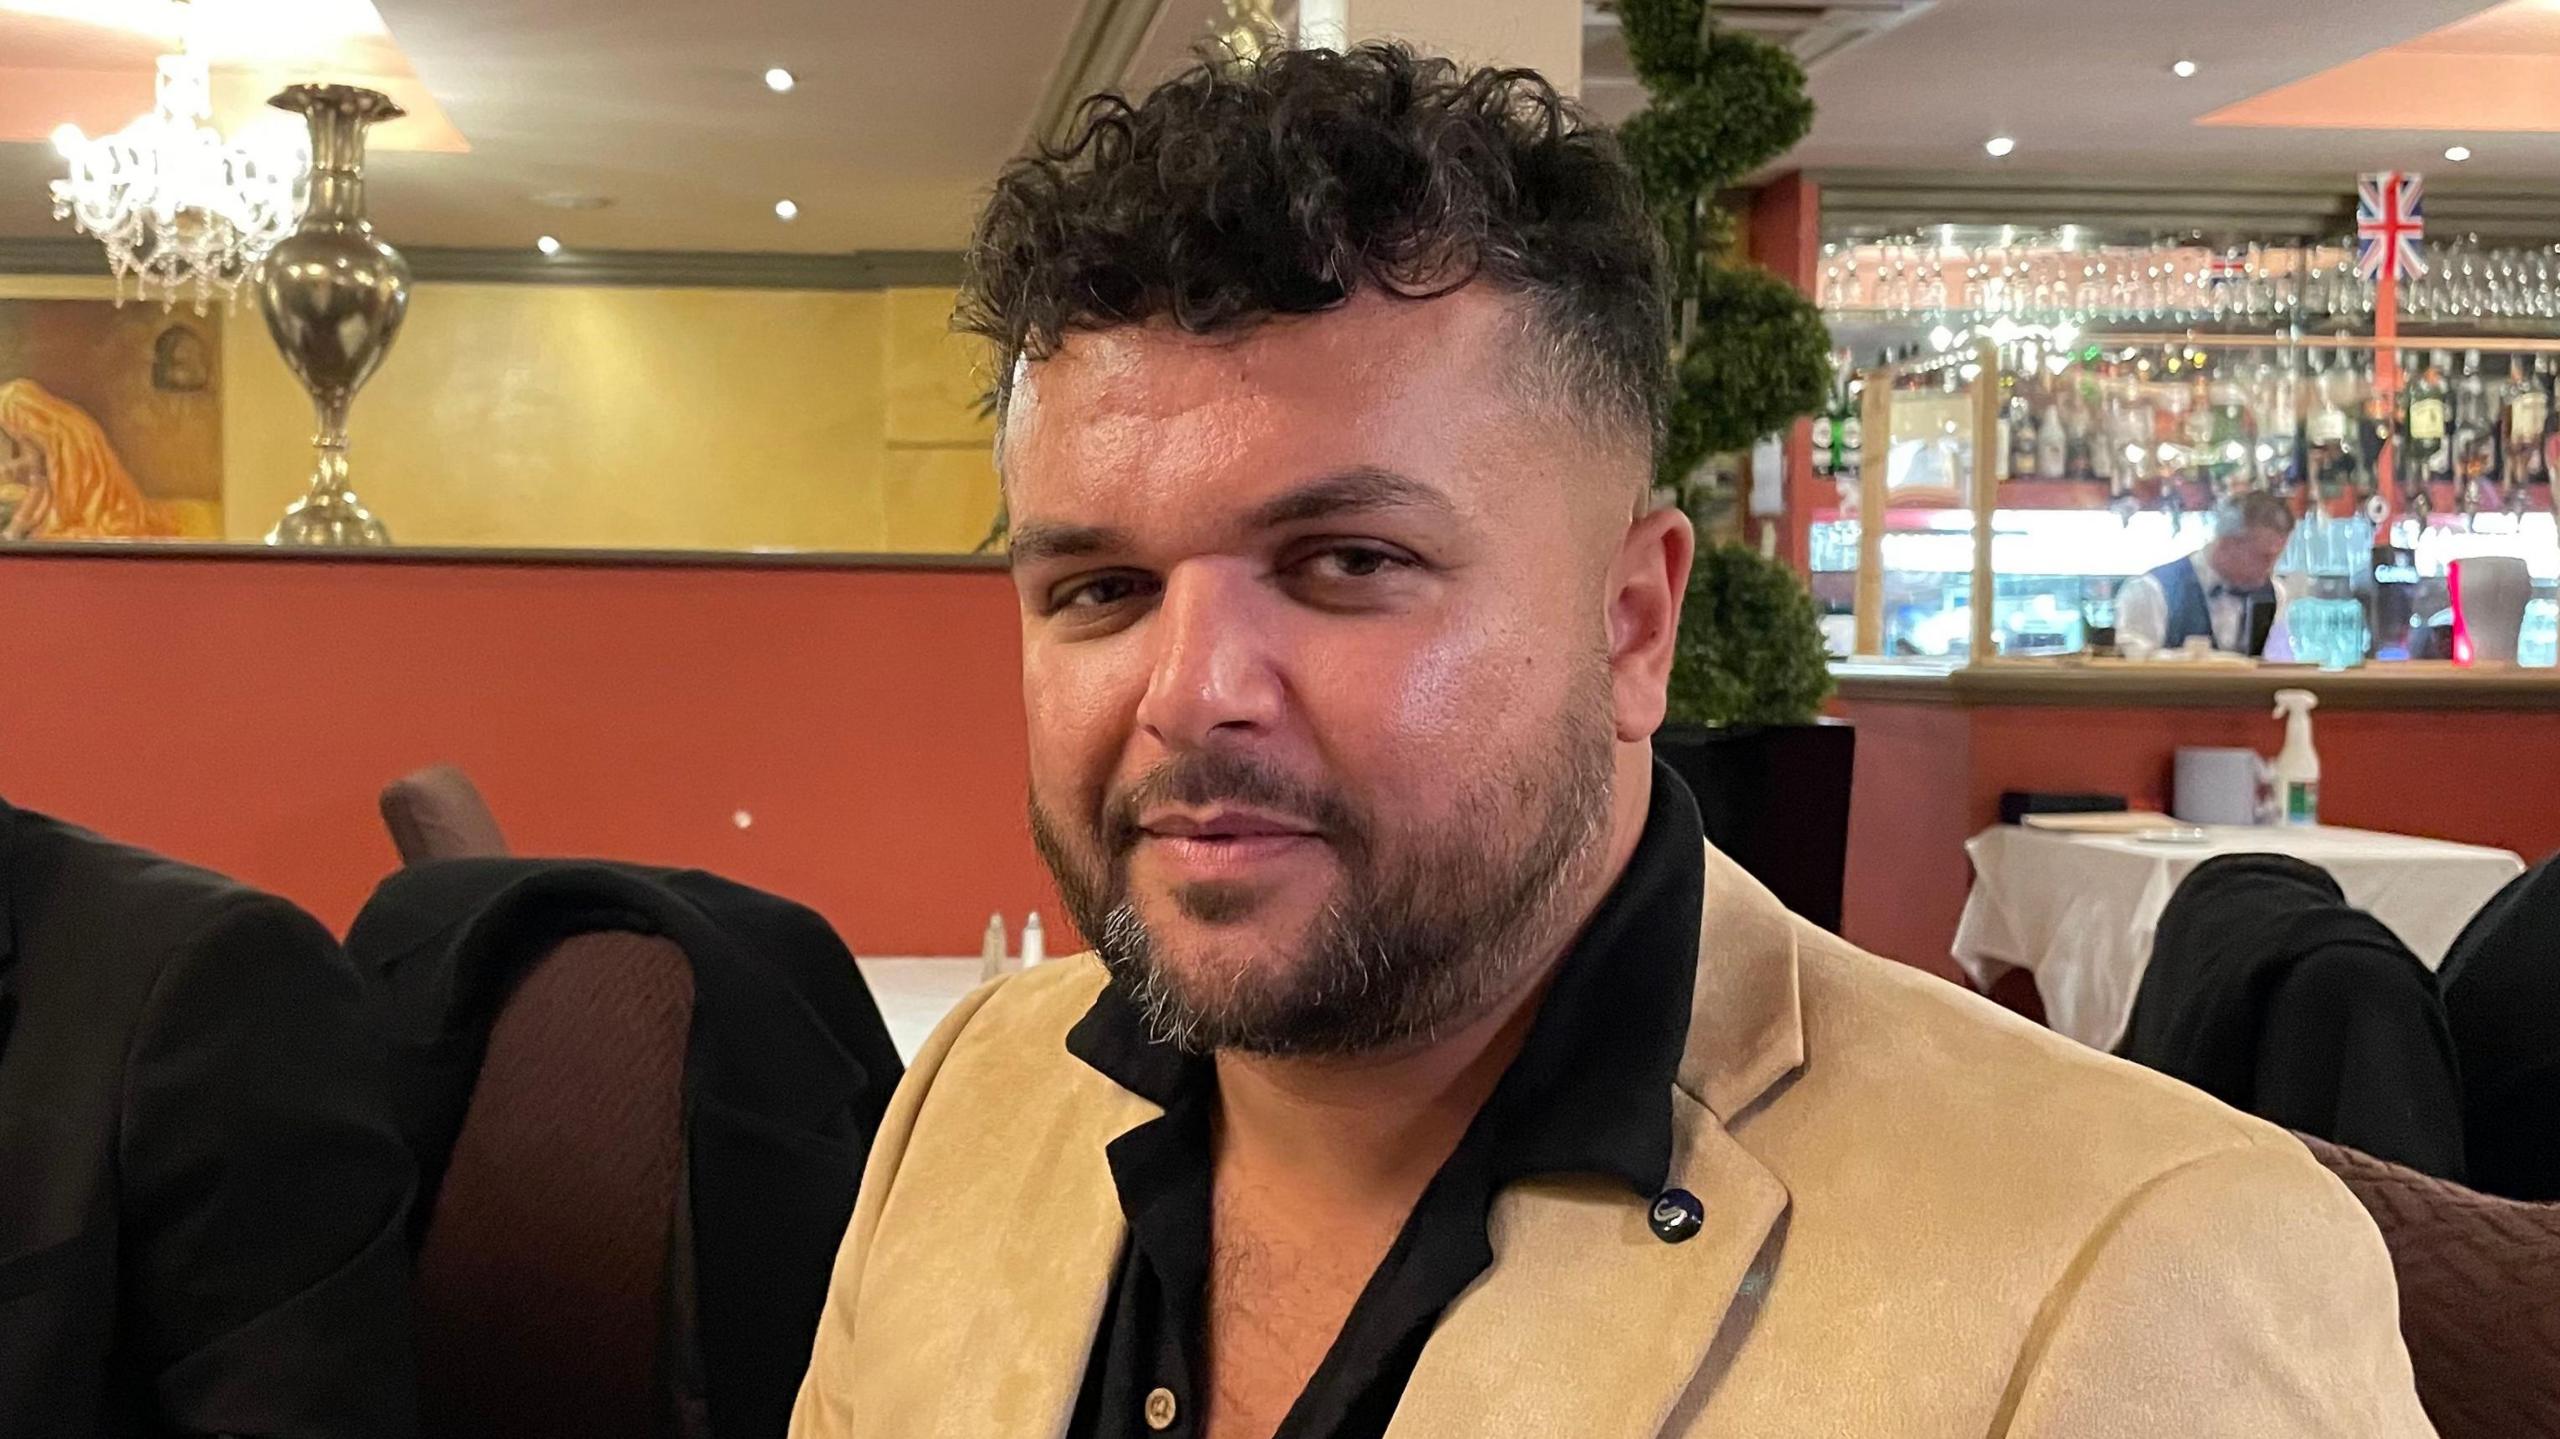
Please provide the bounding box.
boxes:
[854,957,986,1062]
[1954,824,2524,1051]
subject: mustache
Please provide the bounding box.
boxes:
[1102,751,1365,856]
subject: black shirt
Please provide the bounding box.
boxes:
[1062,762,1704,1439]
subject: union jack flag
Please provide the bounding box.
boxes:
[2357,171,2427,282]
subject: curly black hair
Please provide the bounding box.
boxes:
[959,42,1669,458]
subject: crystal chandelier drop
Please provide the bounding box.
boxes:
[48,2,309,311]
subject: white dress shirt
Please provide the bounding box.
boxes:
[2114,551,2247,654]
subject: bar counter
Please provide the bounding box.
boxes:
[1836,658,2560,711]
[1830,658,2560,985]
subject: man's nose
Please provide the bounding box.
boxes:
[1133,562,1284,751]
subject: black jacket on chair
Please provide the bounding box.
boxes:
[2119,852,2467,1181]
[0,799,418,1439]
[2439,854,2560,1201]
[344,859,905,1439]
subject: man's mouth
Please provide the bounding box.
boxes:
[1135,808,1325,879]
[1140,808,1320,840]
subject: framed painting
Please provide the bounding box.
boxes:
[0,299,222,541]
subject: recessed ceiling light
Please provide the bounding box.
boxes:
[774,199,799,222]
[2446,144,2473,162]
[1984,135,2016,158]
[2171,59,2198,79]
[536,235,562,256]
[764,67,796,93]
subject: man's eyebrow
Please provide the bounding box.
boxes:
[1246,467,1456,530]
[1007,522,1128,566]
[1007,468,1452,565]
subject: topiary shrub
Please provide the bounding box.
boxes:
[1666,540,1835,728]
[1613,0,1834,497]
[1662,264,1836,480]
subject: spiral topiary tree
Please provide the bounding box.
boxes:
[1665,540,1835,726]
[1613,0,1835,497]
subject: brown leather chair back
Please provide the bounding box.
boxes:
[413,931,695,1439]
[381,765,509,865]
[2300,1133,2560,1439]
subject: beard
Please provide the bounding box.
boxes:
[1029,666,1617,1058]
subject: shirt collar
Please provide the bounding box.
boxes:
[1065,759,1702,1197]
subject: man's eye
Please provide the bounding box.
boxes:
[1300,545,1412,581]
[1052,573,1156,612]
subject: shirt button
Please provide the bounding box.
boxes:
[1144,1387,1179,1431]
[1650,1186,1705,1244]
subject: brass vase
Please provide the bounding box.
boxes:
[258,84,408,546]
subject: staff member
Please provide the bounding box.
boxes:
[2116,492,2297,655]
[793,43,2431,1439]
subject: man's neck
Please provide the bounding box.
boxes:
[1210,973,1550,1215]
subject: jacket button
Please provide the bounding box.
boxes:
[1145,1386,1178,1430]
[1650,1187,1705,1244]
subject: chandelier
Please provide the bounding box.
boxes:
[48,2,308,311]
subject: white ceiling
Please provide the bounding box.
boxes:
[330,0,1087,252]
[0,0,2550,258]
[0,0,1193,254]
[1770,0,2534,181]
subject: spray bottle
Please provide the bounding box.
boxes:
[2271,688,2321,826]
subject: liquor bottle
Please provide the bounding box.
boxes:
[2357,354,2395,507]
[2454,349,2495,513]
[2151,350,2184,456]
[2503,355,2547,496]
[1837,366,1859,473]
[2539,353,2560,497]
[2088,361,2119,485]
[2063,380,2095,481]
[2205,365,2255,492]
[2184,368,2215,449]
[2405,351,2452,494]
[2035,389,2069,479]
[1839,374,1864,489]
[2305,351,2354,500]
[2263,355,2301,491]
[2008,361,2037,481]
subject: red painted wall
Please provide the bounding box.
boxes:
[0,552,1064,956]
[1836,695,2560,978]
[1836,700,1974,983]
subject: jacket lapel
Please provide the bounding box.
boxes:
[991,1091,1152,1439]
[883,1033,1157,1439]
[1387,846,1806,1438]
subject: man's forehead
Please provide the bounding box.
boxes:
[1009,288,1523,423]
[994,286,1639,544]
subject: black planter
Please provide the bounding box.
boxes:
[1653,719,1857,934]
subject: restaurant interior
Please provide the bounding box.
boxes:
[7,0,2560,1434]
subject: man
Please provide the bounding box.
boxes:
[794,44,2432,1439]
[2114,491,2296,656]
[0,798,416,1437]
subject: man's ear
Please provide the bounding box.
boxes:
[1605,504,1695,743]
